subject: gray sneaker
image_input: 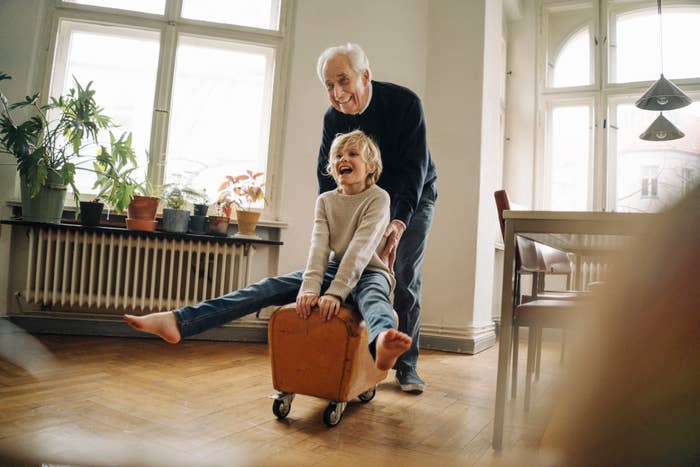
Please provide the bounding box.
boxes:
[395,368,426,393]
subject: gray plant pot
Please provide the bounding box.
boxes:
[20,171,67,224]
[162,208,190,233]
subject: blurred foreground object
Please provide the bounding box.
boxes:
[541,186,700,466]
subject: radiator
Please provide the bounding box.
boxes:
[576,257,610,290]
[23,228,254,313]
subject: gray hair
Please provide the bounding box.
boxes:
[316,43,371,84]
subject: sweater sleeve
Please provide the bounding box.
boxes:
[300,196,331,295]
[324,192,390,300]
[393,97,430,226]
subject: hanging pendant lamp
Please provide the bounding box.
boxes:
[635,73,692,111]
[635,0,691,111]
[639,112,685,141]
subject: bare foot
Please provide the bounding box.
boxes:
[123,312,181,344]
[375,329,412,371]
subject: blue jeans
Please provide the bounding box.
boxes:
[173,261,396,350]
[393,182,437,372]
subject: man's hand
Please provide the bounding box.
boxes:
[318,294,341,321]
[380,220,406,272]
[296,292,319,319]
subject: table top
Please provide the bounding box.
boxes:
[503,210,657,254]
[503,210,655,222]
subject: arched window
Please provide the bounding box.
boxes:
[538,1,700,213]
[612,7,700,83]
[552,26,591,88]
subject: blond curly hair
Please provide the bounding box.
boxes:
[326,130,382,186]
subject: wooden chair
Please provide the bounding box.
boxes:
[494,190,583,409]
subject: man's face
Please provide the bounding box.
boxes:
[323,54,370,115]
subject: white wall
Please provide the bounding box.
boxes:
[503,0,537,207]
[277,0,429,274]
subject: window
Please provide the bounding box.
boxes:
[544,101,594,210]
[51,20,160,194]
[48,0,289,211]
[681,167,695,195]
[552,26,591,88]
[608,99,700,212]
[640,166,659,198]
[63,0,166,15]
[538,0,700,212]
[542,1,596,89]
[181,0,281,30]
[610,6,700,83]
[165,35,275,191]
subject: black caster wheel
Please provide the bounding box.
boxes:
[323,401,347,427]
[272,393,294,419]
[358,386,376,403]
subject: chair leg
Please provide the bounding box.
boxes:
[524,326,537,412]
[560,329,567,365]
[511,325,519,399]
[535,328,542,381]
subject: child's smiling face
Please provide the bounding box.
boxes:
[333,142,373,195]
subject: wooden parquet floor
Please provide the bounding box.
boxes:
[0,329,561,467]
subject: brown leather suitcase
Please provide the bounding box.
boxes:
[268,303,387,426]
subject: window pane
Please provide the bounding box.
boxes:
[181,0,281,30]
[165,35,275,202]
[63,0,165,15]
[548,105,592,210]
[544,2,594,88]
[51,20,160,195]
[611,7,700,83]
[553,26,590,88]
[610,101,700,212]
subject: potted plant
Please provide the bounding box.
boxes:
[217,170,266,237]
[161,184,191,233]
[190,189,209,216]
[208,202,230,236]
[91,144,158,231]
[0,72,119,223]
[80,132,137,226]
[185,188,209,234]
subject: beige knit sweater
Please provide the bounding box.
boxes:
[300,184,394,300]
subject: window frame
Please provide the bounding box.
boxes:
[538,94,598,210]
[40,0,293,218]
[536,0,700,211]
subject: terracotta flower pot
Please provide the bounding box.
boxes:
[235,210,261,237]
[208,215,229,236]
[127,196,159,220]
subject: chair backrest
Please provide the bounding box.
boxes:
[496,189,522,271]
[494,189,510,239]
[537,243,572,274]
[517,236,543,273]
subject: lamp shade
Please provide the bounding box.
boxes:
[635,74,692,111]
[639,113,685,141]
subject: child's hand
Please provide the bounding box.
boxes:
[318,294,341,321]
[296,292,319,319]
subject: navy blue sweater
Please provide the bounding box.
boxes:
[317,81,437,227]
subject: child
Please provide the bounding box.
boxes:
[125,130,412,371]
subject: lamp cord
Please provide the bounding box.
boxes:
[658,0,664,75]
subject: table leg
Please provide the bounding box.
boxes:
[493,221,516,449]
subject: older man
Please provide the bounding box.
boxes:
[316,43,437,393]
